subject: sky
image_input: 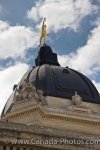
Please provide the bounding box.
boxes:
[0,0,100,115]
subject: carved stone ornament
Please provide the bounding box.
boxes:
[14,79,43,103]
[72,91,82,105]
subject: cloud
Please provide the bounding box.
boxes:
[0,20,39,59]
[0,63,29,115]
[27,0,97,32]
[58,21,100,78]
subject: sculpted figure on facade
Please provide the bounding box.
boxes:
[14,79,43,103]
[72,91,82,105]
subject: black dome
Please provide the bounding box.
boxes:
[21,64,100,104]
[20,44,100,104]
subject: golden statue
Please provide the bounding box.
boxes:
[39,18,48,46]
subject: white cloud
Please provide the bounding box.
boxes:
[0,63,29,115]
[58,22,100,77]
[27,0,97,32]
[0,20,39,59]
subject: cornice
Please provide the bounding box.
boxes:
[2,105,100,127]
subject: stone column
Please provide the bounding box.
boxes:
[6,146,10,150]
[26,148,30,150]
[20,148,30,150]
[13,147,17,150]
[0,145,3,150]
[26,148,31,150]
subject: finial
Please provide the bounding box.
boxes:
[39,18,48,46]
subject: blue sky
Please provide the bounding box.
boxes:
[0,0,100,114]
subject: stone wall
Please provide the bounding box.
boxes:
[0,121,100,150]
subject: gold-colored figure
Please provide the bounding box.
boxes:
[39,18,48,46]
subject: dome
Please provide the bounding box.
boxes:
[2,44,100,116]
[21,64,100,103]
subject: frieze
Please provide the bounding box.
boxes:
[0,121,100,139]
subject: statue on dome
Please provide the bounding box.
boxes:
[14,79,44,103]
[72,91,82,105]
[39,18,49,46]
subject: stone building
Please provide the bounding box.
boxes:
[0,44,100,150]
